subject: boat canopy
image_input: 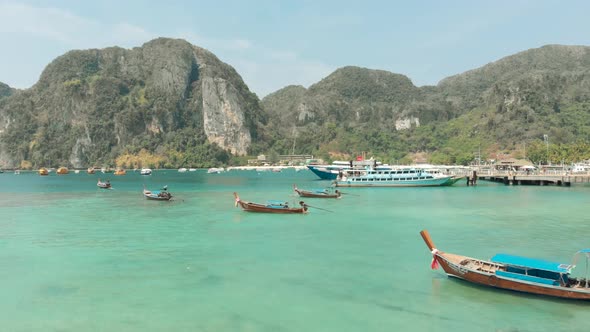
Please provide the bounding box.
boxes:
[491,253,572,274]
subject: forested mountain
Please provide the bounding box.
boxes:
[0,38,266,169]
[2,41,590,169]
[262,45,590,165]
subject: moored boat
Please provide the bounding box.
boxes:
[97,179,112,189]
[334,167,463,187]
[114,168,126,175]
[234,192,308,214]
[39,168,49,176]
[56,167,69,175]
[420,229,590,300]
[87,167,96,174]
[178,168,187,173]
[293,184,341,198]
[143,185,172,201]
[140,168,152,175]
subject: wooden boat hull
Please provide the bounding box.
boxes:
[294,189,340,198]
[293,186,342,198]
[420,230,590,300]
[237,201,306,213]
[234,192,307,214]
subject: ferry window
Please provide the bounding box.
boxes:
[403,171,408,174]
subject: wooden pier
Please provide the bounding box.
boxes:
[473,173,590,186]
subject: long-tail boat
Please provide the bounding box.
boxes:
[143,185,172,201]
[97,179,112,189]
[39,168,49,176]
[420,229,590,300]
[234,192,308,214]
[293,184,341,198]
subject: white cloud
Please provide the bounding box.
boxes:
[0,2,154,48]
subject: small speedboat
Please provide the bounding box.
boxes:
[140,168,152,175]
[97,179,112,189]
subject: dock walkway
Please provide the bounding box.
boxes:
[474,171,590,186]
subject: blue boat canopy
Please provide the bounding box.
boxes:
[491,253,572,274]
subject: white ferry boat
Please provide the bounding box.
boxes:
[334,167,463,187]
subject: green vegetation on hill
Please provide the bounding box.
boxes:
[3,42,590,168]
[262,46,590,165]
[0,38,265,169]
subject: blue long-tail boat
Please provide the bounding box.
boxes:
[420,230,590,300]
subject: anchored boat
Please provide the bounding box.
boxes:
[97,179,112,189]
[420,229,590,300]
[143,185,172,201]
[293,184,341,198]
[334,167,462,187]
[234,192,308,214]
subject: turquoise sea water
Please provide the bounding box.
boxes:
[1,169,590,331]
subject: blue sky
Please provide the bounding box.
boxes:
[1,0,590,97]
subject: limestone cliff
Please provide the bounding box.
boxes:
[0,38,264,168]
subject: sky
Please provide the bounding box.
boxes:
[1,0,590,98]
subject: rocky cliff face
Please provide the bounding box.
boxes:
[0,38,263,168]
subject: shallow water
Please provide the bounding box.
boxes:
[1,169,589,331]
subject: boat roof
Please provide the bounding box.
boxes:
[491,253,572,273]
[266,200,288,205]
